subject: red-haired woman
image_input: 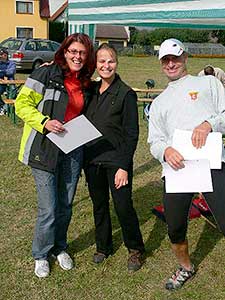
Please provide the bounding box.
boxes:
[15,33,95,278]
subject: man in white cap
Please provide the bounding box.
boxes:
[148,38,225,290]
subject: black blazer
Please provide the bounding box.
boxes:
[85,74,139,171]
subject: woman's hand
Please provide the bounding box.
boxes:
[45,120,65,134]
[40,61,54,68]
[114,168,128,189]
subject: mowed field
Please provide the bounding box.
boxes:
[1,56,225,300]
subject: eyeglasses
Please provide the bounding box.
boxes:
[67,48,87,57]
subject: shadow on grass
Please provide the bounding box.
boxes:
[75,195,90,205]
[144,217,167,258]
[191,221,222,267]
[130,180,223,262]
[111,216,167,259]
[133,157,160,177]
[108,181,166,256]
[69,180,166,257]
[69,228,96,254]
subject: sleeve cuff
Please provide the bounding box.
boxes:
[41,116,50,134]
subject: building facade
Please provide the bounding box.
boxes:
[0,0,49,42]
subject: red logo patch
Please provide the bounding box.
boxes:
[189,91,198,101]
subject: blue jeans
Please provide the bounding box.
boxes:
[31,147,83,259]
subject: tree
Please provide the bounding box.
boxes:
[129,27,139,44]
[129,28,219,47]
[49,21,66,43]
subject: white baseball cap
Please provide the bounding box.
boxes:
[158,38,185,60]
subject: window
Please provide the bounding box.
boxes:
[36,41,52,51]
[108,41,124,50]
[25,41,36,51]
[17,27,33,38]
[16,1,33,14]
[0,40,22,51]
[51,41,61,51]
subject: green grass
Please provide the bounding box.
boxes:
[1,56,225,300]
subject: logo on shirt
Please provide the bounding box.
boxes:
[34,155,40,162]
[189,91,198,101]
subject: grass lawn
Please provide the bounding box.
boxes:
[1,56,225,300]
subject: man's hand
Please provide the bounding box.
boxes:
[114,168,128,189]
[191,121,212,149]
[164,147,185,170]
[45,119,65,134]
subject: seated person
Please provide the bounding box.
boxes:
[0,47,16,115]
[198,65,225,87]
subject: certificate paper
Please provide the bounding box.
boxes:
[47,115,102,154]
[163,160,213,193]
[172,129,222,169]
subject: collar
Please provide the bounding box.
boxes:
[94,73,121,95]
[168,74,190,86]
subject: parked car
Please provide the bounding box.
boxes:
[0,37,61,71]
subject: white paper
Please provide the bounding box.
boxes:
[47,115,102,154]
[163,160,213,193]
[172,129,222,169]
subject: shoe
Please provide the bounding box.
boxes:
[56,251,74,270]
[93,252,107,264]
[165,265,196,290]
[127,249,142,272]
[0,108,5,116]
[34,259,50,278]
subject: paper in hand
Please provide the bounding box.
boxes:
[47,114,102,154]
[172,129,222,169]
[163,159,213,193]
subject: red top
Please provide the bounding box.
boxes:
[64,72,84,122]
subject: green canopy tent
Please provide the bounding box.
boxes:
[67,1,225,226]
[68,0,225,40]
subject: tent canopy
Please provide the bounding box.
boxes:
[68,0,225,38]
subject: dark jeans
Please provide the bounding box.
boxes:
[86,164,145,255]
[163,163,225,243]
[0,84,6,108]
[0,84,16,108]
[31,147,83,259]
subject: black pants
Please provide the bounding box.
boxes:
[163,163,225,243]
[86,164,145,255]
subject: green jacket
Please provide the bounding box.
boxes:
[15,64,91,172]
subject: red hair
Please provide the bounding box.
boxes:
[54,33,95,88]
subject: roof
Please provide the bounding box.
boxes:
[48,0,66,17]
[184,42,225,55]
[96,25,128,40]
[40,0,50,18]
[49,1,68,21]
[68,0,225,29]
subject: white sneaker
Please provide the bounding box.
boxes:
[34,259,50,278]
[0,108,5,116]
[56,251,74,270]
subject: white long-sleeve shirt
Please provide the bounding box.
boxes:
[148,74,225,163]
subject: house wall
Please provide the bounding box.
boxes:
[0,0,48,42]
